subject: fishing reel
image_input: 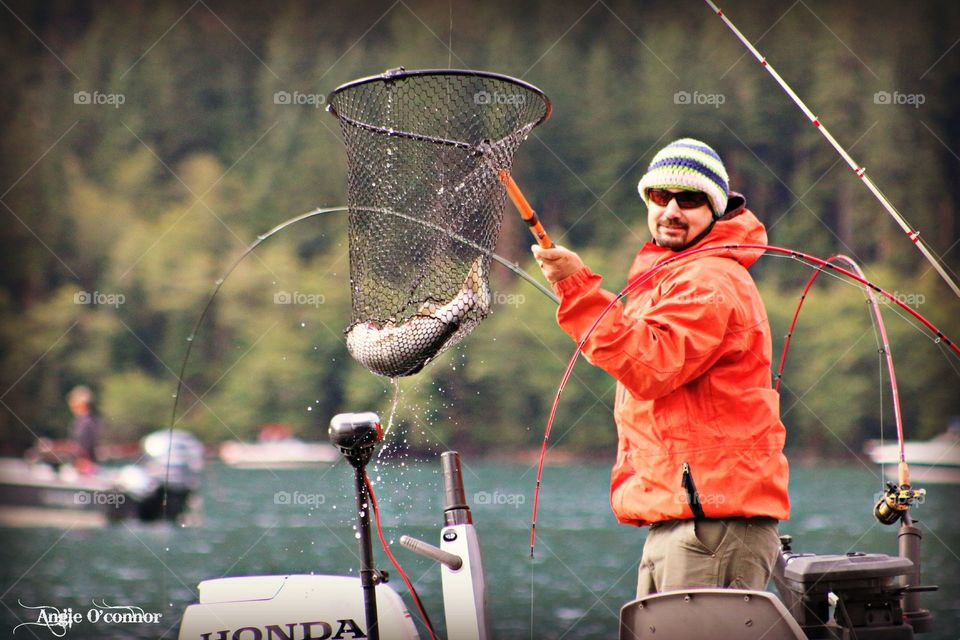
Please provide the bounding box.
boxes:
[873,481,926,525]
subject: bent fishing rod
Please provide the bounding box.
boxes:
[704,0,960,300]
[777,255,905,470]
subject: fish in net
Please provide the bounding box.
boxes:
[328,68,551,377]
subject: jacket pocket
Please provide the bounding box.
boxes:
[681,461,706,519]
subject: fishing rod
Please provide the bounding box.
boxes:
[703,0,960,300]
[528,243,959,557]
[776,255,905,468]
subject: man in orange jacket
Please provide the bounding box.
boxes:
[533,138,789,596]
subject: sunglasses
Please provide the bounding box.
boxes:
[647,188,710,209]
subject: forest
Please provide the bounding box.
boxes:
[2,0,958,459]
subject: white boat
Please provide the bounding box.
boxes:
[864,425,960,484]
[0,429,204,527]
[220,438,339,468]
[220,423,339,468]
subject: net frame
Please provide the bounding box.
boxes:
[328,67,551,377]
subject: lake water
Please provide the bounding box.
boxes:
[2,459,958,639]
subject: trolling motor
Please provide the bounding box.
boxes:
[329,412,385,640]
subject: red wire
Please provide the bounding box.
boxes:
[364,476,439,640]
[529,243,959,556]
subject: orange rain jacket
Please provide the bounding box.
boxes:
[554,200,790,526]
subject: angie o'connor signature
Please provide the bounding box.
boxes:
[14,599,163,636]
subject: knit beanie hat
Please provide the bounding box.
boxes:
[637,138,730,218]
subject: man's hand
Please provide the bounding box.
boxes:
[532,245,585,284]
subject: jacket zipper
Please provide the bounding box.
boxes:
[682,461,706,520]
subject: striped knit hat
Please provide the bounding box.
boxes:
[637,138,729,218]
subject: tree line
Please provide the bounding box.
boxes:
[1,0,957,458]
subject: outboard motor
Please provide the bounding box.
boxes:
[178,412,419,640]
[114,429,204,522]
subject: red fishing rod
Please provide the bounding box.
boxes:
[528,243,959,557]
[776,255,905,468]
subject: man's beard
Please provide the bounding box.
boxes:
[655,219,689,249]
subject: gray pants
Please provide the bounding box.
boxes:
[637,517,781,597]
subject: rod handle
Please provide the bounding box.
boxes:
[498,170,554,248]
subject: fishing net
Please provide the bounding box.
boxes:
[328,68,551,377]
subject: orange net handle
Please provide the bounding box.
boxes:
[498,170,553,249]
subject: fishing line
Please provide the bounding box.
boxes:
[377,379,404,461]
[703,0,960,300]
[528,243,960,557]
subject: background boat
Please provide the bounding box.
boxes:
[220,423,339,469]
[864,424,960,484]
[0,429,204,527]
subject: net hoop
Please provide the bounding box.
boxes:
[328,67,553,147]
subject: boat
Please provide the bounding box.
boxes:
[179,410,940,640]
[864,424,960,484]
[219,423,339,468]
[0,429,204,527]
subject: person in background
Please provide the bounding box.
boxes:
[67,385,102,472]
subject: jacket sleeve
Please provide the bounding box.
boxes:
[554,263,737,400]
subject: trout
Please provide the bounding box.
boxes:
[346,257,490,377]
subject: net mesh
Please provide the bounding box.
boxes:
[329,69,550,377]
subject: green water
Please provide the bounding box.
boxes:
[2,460,958,639]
